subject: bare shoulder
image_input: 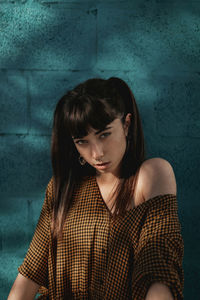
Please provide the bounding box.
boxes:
[136,157,177,203]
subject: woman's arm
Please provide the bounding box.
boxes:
[142,158,178,300]
[8,273,40,300]
[132,158,184,300]
[139,157,177,200]
[145,282,174,300]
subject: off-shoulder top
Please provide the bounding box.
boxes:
[18,175,184,299]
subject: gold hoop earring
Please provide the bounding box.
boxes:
[79,156,86,166]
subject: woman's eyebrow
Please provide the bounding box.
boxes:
[72,126,112,140]
[94,126,112,135]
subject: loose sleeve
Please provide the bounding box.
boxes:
[132,194,184,300]
[18,177,54,288]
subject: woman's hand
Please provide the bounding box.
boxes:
[7,273,40,300]
[145,282,174,300]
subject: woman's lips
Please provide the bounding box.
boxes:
[95,162,110,169]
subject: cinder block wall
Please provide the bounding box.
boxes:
[0,0,199,299]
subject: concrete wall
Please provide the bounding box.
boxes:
[0,0,200,298]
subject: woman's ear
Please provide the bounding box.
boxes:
[124,113,132,136]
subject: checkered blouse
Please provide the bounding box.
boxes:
[18,175,184,299]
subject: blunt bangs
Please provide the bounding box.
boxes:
[64,95,123,139]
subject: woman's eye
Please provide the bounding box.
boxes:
[100,132,111,138]
[75,140,87,145]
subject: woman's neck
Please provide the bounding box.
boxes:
[95,172,120,185]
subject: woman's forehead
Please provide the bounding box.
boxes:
[72,118,121,139]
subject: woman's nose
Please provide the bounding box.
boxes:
[91,143,104,160]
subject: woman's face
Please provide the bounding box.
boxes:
[72,114,131,177]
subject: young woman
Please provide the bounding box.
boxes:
[8,77,184,300]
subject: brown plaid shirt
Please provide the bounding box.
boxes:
[18,175,184,299]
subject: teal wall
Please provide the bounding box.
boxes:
[0,0,199,299]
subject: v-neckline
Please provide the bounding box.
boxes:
[91,175,177,219]
[93,175,118,217]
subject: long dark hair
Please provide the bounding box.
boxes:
[51,77,146,239]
